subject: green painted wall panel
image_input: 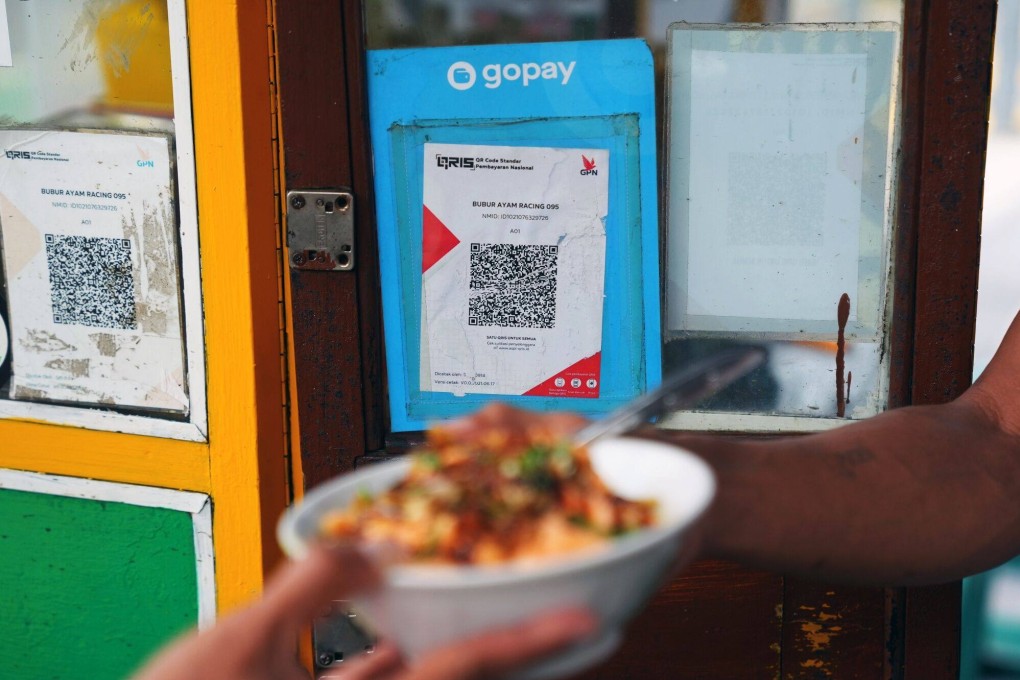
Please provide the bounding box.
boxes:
[0,488,199,680]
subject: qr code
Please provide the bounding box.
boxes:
[468,243,557,328]
[45,234,138,330]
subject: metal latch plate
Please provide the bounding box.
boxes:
[286,190,354,271]
[312,601,375,669]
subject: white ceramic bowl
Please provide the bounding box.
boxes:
[277,436,716,679]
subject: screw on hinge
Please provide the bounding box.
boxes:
[317,652,333,667]
[292,252,307,266]
[290,194,306,210]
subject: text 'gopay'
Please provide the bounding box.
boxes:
[447,60,576,90]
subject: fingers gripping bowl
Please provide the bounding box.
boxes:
[277,436,715,679]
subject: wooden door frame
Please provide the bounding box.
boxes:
[276,0,385,492]
[892,2,997,676]
[273,0,996,675]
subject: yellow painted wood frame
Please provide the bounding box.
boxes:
[0,0,288,614]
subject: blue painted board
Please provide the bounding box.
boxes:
[368,39,661,430]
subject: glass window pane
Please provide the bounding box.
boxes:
[364,1,905,430]
[0,0,205,438]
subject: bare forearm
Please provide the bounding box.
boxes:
[653,397,1020,586]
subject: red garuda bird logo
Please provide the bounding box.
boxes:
[581,155,596,171]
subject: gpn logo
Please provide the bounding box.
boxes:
[580,155,598,176]
[136,145,154,168]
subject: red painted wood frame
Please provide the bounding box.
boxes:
[274,1,995,676]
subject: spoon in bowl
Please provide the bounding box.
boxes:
[571,347,766,448]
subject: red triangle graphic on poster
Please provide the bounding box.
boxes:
[422,205,461,273]
[524,352,602,399]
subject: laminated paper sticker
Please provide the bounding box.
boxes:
[421,142,608,398]
[0,129,187,412]
[682,49,866,326]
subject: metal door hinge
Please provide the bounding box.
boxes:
[286,189,355,271]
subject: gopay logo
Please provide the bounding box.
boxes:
[447,61,476,90]
[446,59,576,90]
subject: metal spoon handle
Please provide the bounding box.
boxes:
[572,347,766,447]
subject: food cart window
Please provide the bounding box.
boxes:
[662,23,899,432]
[0,0,206,441]
[364,1,904,433]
